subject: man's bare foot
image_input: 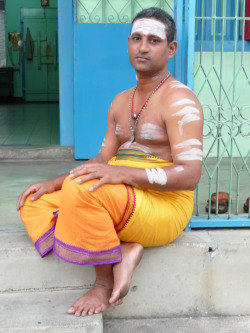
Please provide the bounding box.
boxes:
[109,242,143,305]
[67,280,113,317]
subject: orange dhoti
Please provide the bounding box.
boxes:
[20,150,193,265]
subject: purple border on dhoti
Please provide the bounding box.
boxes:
[53,237,122,266]
[35,225,55,258]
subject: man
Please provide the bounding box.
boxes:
[17,7,203,317]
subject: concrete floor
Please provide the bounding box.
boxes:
[103,317,250,333]
[0,160,80,229]
[0,102,59,145]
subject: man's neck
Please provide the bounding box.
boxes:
[135,69,170,94]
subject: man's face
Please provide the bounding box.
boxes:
[128,18,175,75]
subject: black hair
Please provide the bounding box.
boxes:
[131,7,176,43]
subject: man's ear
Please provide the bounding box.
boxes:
[168,41,178,59]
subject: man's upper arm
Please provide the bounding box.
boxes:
[96,98,121,163]
[165,88,204,185]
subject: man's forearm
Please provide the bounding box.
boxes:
[121,164,201,192]
[51,173,69,190]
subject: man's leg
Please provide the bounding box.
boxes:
[110,242,143,305]
[67,264,114,316]
[67,242,143,316]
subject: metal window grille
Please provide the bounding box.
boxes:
[76,0,174,23]
[191,0,250,228]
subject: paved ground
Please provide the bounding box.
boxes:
[103,316,250,333]
[0,160,81,229]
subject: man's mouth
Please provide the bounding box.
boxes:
[135,55,150,61]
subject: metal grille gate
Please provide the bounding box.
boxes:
[190,0,250,228]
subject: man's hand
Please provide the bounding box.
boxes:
[69,163,125,191]
[16,179,57,211]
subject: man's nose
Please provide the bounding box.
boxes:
[139,36,149,53]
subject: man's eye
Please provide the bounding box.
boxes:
[132,36,140,41]
[150,38,160,43]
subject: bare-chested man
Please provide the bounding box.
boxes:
[17,7,203,317]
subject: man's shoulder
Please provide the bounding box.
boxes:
[114,87,134,100]
[167,78,193,94]
[165,78,200,105]
[111,87,134,107]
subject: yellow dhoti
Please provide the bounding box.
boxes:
[20,149,193,265]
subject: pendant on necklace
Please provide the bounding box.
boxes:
[133,113,137,119]
[130,133,135,143]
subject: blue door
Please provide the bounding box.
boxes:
[74,24,175,159]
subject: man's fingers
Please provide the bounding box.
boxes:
[75,173,97,184]
[16,186,40,210]
[69,163,103,179]
[16,188,33,210]
[69,168,87,179]
[30,189,44,201]
[89,179,105,192]
[16,194,24,210]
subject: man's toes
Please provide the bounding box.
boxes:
[87,307,95,316]
[67,306,76,314]
[75,310,82,317]
[94,306,102,314]
[109,290,120,305]
[111,298,124,307]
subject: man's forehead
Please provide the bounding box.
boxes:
[131,18,166,40]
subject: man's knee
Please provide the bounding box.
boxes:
[20,193,36,220]
[62,175,96,195]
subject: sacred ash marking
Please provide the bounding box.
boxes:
[139,123,165,141]
[145,168,167,185]
[170,99,196,107]
[101,138,106,147]
[115,124,125,136]
[174,138,202,149]
[120,141,152,154]
[172,106,200,135]
[168,82,191,90]
[176,148,203,161]
[173,166,185,172]
[131,18,166,40]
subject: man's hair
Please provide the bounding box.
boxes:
[131,7,176,43]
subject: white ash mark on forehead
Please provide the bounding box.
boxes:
[131,18,166,40]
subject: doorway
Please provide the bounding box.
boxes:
[0,3,59,146]
[21,8,59,101]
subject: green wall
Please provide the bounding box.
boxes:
[5,0,57,97]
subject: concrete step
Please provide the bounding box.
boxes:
[1,228,250,318]
[0,289,102,332]
[0,146,74,160]
[0,229,94,292]
[103,317,250,333]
